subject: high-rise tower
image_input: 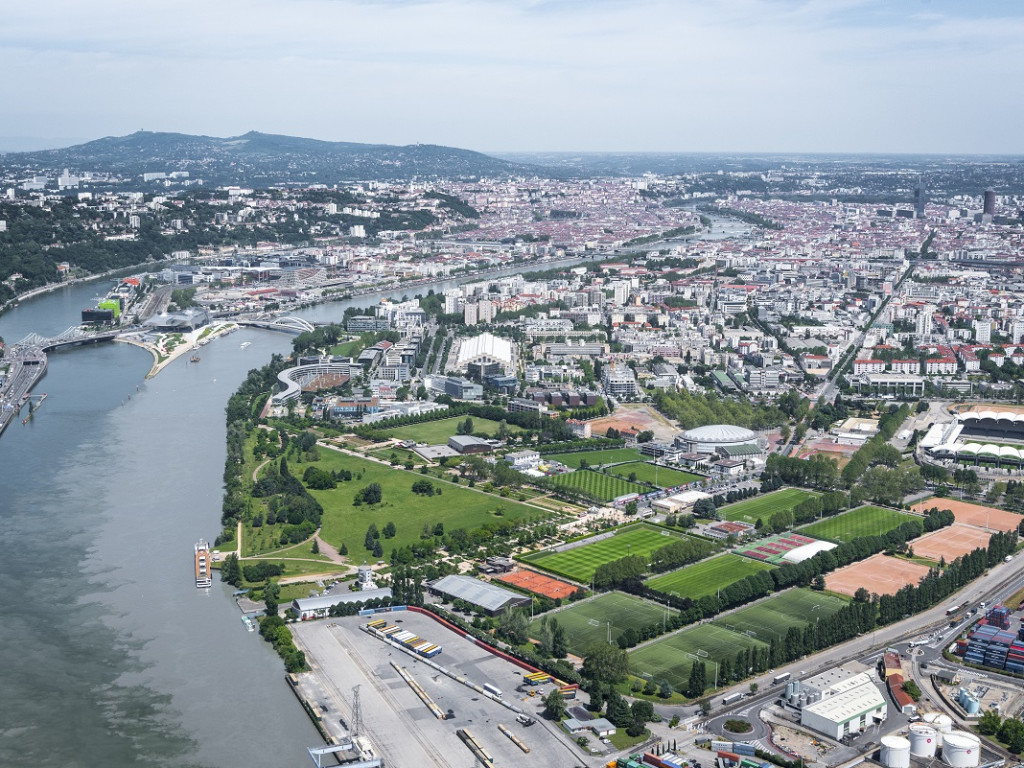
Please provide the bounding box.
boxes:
[983,189,996,216]
[913,178,926,218]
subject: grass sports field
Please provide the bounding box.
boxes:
[719,488,819,524]
[382,416,521,444]
[542,448,645,468]
[644,554,774,599]
[608,462,702,489]
[630,623,767,691]
[549,469,647,501]
[522,524,695,583]
[799,505,914,542]
[528,592,674,656]
[630,588,849,691]
[711,588,848,640]
[306,450,540,553]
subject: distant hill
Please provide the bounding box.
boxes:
[1,130,538,184]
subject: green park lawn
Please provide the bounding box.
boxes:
[644,554,774,599]
[799,505,914,543]
[306,450,541,554]
[718,488,819,524]
[330,339,364,357]
[369,447,422,465]
[608,461,702,488]
[383,416,521,444]
[541,448,645,468]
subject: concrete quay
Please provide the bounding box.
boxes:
[0,345,47,436]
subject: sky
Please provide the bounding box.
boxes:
[2,0,1023,154]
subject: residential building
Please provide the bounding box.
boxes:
[602,365,638,397]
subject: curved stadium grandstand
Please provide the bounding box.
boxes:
[923,408,1024,470]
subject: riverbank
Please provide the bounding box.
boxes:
[0,264,145,321]
[116,321,240,378]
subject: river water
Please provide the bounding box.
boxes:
[0,212,750,768]
[0,283,320,768]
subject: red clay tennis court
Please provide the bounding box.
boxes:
[911,498,1021,533]
[825,553,932,597]
[911,523,995,562]
[495,570,579,600]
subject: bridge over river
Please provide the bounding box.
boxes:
[14,324,120,351]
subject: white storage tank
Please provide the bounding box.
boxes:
[881,735,912,768]
[909,724,939,758]
[934,714,954,734]
[942,732,981,768]
[921,713,947,745]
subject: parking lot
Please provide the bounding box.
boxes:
[291,611,594,768]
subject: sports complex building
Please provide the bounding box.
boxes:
[921,409,1024,469]
[272,358,352,404]
[673,424,765,459]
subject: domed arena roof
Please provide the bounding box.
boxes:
[681,424,757,444]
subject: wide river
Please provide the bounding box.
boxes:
[0,213,750,768]
[0,265,593,768]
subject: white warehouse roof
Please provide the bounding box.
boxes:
[802,678,886,725]
[456,332,513,369]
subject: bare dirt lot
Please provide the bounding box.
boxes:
[826,553,932,597]
[911,498,1021,533]
[910,523,995,562]
[588,403,678,442]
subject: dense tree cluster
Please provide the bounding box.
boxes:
[651,389,787,431]
[592,555,648,589]
[302,465,339,489]
[353,482,383,506]
[762,453,839,490]
[242,561,285,582]
[411,479,436,496]
[258,616,307,673]
[648,537,717,573]
[247,457,324,544]
[840,404,911,487]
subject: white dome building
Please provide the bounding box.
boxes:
[676,424,760,455]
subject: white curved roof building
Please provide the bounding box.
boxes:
[782,540,838,563]
[455,332,514,372]
[675,424,760,454]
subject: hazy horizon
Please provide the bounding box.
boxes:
[3,0,1023,156]
[3,130,1024,161]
